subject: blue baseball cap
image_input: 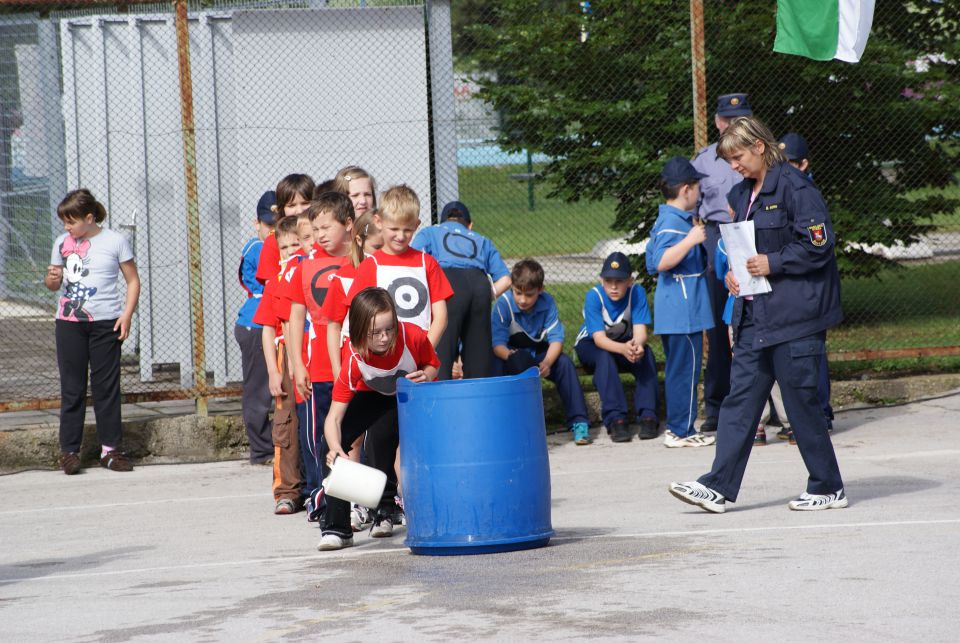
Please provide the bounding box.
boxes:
[257,190,278,224]
[661,156,709,185]
[779,132,809,161]
[600,252,632,279]
[440,200,471,224]
[716,93,753,118]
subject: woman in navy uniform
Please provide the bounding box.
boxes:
[669,116,847,513]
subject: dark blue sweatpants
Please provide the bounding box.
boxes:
[493,352,588,427]
[575,338,657,427]
[660,332,703,438]
[296,382,333,506]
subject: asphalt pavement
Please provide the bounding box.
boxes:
[2,391,959,641]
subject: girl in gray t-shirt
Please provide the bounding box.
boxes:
[45,189,141,474]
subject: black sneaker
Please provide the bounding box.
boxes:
[700,417,718,433]
[637,416,659,440]
[777,426,792,441]
[609,419,632,443]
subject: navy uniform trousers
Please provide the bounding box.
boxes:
[698,303,843,502]
[575,338,658,427]
[703,221,732,419]
[492,351,589,427]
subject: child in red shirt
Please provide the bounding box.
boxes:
[319,207,384,531]
[281,193,355,521]
[322,208,384,377]
[332,185,453,351]
[318,287,439,551]
[252,216,305,515]
[255,174,315,285]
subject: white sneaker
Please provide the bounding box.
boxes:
[788,488,848,511]
[351,504,371,532]
[663,431,716,448]
[668,481,726,513]
[317,533,354,551]
[370,514,394,538]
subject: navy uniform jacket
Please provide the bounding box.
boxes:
[728,161,842,347]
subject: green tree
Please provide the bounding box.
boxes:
[466,0,960,284]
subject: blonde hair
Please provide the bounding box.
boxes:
[348,287,399,358]
[350,208,379,267]
[716,116,786,168]
[378,184,420,226]
[333,166,377,207]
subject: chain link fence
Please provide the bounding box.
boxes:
[1,0,958,409]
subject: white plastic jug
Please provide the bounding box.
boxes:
[322,457,388,508]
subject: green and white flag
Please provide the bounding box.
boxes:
[774,0,875,63]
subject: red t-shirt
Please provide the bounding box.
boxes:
[272,249,306,324]
[252,254,308,403]
[280,248,350,383]
[252,277,284,340]
[336,248,454,328]
[255,233,280,285]
[320,263,356,328]
[332,322,440,404]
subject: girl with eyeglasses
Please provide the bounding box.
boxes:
[318,287,438,550]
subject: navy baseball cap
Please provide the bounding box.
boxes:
[600,252,632,279]
[440,200,471,224]
[716,93,753,118]
[257,190,278,224]
[779,132,809,161]
[661,156,709,184]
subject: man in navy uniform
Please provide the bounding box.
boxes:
[690,93,753,433]
[669,116,847,513]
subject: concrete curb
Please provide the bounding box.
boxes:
[0,414,248,474]
[3,373,959,474]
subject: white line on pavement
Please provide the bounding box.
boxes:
[3,517,958,585]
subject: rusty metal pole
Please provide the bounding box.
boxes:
[174,0,208,417]
[690,0,708,152]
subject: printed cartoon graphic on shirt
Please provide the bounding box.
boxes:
[59,236,97,321]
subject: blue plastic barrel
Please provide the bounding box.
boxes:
[396,368,553,555]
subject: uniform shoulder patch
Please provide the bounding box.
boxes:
[808,223,827,247]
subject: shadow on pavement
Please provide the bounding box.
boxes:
[737,475,940,512]
[0,545,154,586]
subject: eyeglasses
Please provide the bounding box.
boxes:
[367,326,395,339]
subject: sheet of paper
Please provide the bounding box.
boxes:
[719,221,772,297]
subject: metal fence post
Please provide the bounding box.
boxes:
[690,0,708,152]
[174,0,208,417]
